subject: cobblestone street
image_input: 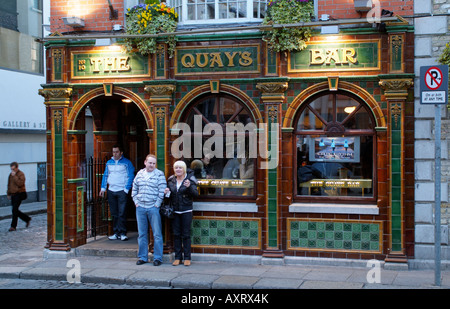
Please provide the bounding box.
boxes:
[0,211,47,257]
[0,211,167,289]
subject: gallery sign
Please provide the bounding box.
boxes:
[288,39,381,72]
[70,50,151,79]
[174,44,260,76]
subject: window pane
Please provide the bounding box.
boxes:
[309,95,333,123]
[336,94,359,123]
[296,135,373,197]
[342,106,374,129]
[182,95,256,198]
[0,0,43,74]
[297,108,325,131]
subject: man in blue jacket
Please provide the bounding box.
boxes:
[100,145,135,241]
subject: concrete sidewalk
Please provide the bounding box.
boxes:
[0,202,449,289]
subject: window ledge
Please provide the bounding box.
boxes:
[193,202,258,213]
[289,203,379,215]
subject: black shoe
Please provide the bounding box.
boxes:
[26,218,31,228]
[136,260,147,265]
[153,260,162,266]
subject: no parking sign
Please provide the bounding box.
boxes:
[420,65,448,104]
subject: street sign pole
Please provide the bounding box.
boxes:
[434,103,441,287]
[420,64,448,287]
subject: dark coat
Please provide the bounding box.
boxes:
[167,169,199,212]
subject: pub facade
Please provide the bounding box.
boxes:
[41,0,415,263]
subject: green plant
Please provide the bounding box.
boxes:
[439,42,450,65]
[262,0,314,53]
[125,0,178,57]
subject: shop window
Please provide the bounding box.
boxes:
[295,91,375,202]
[180,94,256,199]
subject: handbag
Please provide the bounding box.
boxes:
[159,198,174,219]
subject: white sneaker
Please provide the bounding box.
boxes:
[108,234,119,240]
[120,234,129,241]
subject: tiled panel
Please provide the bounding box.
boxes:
[191,217,261,249]
[390,102,403,252]
[53,109,64,241]
[76,186,84,232]
[288,219,382,253]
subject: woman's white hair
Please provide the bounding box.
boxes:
[173,160,187,174]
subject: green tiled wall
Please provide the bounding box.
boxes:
[191,218,260,248]
[390,103,402,252]
[289,219,382,253]
[53,110,64,241]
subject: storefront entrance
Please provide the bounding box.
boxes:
[76,94,149,236]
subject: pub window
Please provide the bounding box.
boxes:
[180,94,256,200]
[295,91,376,202]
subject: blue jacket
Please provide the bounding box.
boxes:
[101,156,135,193]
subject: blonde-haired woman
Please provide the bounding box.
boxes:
[164,161,198,266]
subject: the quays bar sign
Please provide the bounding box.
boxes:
[288,39,381,72]
[174,44,260,76]
[68,39,380,79]
[70,50,151,79]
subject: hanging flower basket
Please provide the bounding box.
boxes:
[262,0,314,53]
[125,1,178,57]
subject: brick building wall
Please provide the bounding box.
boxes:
[50,0,125,33]
[414,0,450,266]
[49,0,414,34]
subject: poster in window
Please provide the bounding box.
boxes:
[309,137,360,163]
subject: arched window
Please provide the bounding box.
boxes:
[180,93,256,199]
[295,91,376,202]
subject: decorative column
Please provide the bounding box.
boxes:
[256,81,288,258]
[39,87,73,251]
[145,84,176,253]
[144,84,176,174]
[379,78,413,263]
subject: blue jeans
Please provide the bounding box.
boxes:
[136,206,163,262]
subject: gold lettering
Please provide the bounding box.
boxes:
[90,58,102,72]
[224,51,238,67]
[104,57,115,72]
[196,53,209,68]
[342,48,357,64]
[117,57,130,71]
[239,51,253,66]
[310,49,325,65]
[325,49,341,65]
[181,54,195,68]
[209,52,224,67]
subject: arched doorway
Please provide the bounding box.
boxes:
[73,92,150,235]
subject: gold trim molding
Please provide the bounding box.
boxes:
[144,84,176,97]
[379,79,413,100]
[39,88,73,107]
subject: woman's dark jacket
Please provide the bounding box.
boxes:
[167,169,199,212]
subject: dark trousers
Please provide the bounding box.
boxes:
[172,211,193,261]
[11,194,30,229]
[107,190,127,236]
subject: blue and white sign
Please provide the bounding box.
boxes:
[420,65,448,104]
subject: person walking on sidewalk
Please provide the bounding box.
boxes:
[100,145,135,241]
[7,162,31,231]
[132,154,166,266]
[165,161,198,266]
